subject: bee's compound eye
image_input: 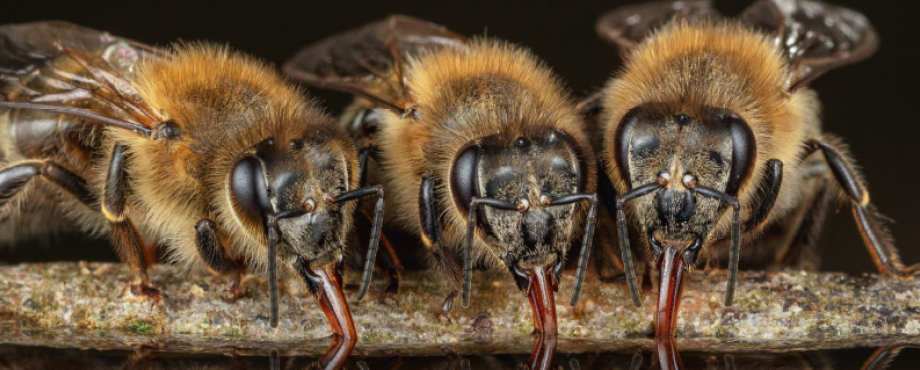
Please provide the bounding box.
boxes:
[540,195,552,206]
[303,198,316,213]
[682,173,698,188]
[517,198,530,212]
[657,171,670,186]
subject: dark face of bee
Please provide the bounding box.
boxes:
[451,129,588,270]
[229,134,351,268]
[616,104,755,261]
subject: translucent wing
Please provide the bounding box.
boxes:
[740,0,878,91]
[0,21,167,133]
[596,0,721,57]
[283,15,468,110]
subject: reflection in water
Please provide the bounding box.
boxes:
[656,338,682,370]
[1,344,918,369]
[859,346,920,370]
[527,334,557,370]
[315,335,357,370]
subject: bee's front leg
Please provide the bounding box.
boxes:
[194,219,247,300]
[352,208,402,305]
[418,174,461,322]
[102,145,165,302]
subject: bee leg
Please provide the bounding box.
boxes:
[376,231,401,305]
[695,255,720,277]
[437,290,459,322]
[807,138,920,276]
[777,177,830,270]
[419,174,461,322]
[641,261,654,292]
[353,208,402,305]
[860,345,918,370]
[0,160,94,209]
[357,146,372,188]
[733,158,820,270]
[0,156,161,301]
[195,219,247,300]
[121,348,157,370]
[102,145,163,302]
[629,354,643,370]
[724,354,736,370]
[591,211,628,283]
[597,161,642,306]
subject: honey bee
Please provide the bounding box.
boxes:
[284,15,599,334]
[585,0,917,338]
[0,21,389,339]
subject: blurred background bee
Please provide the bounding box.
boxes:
[284,15,600,335]
[0,21,390,340]
[581,0,918,338]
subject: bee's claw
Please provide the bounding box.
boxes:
[126,281,167,306]
[380,291,399,306]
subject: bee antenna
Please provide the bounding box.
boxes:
[333,185,386,301]
[269,350,280,370]
[230,154,283,328]
[266,216,280,328]
[688,185,740,306]
[612,183,664,307]
[546,193,600,307]
[462,198,476,308]
[260,209,314,329]
[564,194,599,307]
[462,197,519,307]
[570,359,582,370]
[629,354,642,370]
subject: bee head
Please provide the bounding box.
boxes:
[614,103,755,264]
[450,128,591,272]
[227,129,355,269]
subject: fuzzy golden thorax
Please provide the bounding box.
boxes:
[105,44,356,273]
[599,21,817,254]
[378,39,596,269]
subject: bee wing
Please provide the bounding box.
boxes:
[283,15,469,110]
[740,0,878,91]
[0,21,166,129]
[596,0,722,57]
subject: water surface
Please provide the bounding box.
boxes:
[3,342,919,369]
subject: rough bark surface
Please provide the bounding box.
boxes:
[1,262,919,355]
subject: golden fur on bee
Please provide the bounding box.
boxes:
[598,21,823,251]
[99,44,357,275]
[375,39,595,265]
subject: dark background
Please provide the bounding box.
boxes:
[1,0,919,275]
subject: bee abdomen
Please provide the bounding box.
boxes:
[2,108,99,163]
